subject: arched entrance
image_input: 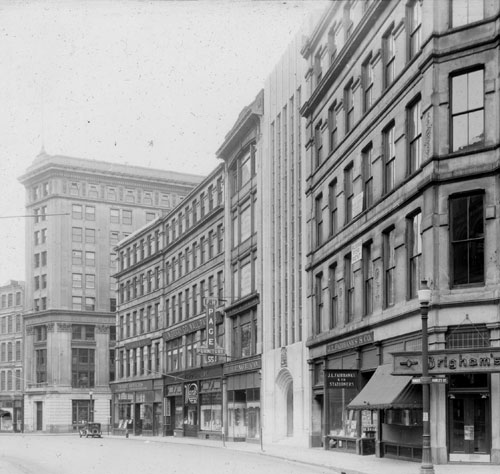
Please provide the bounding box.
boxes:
[276,368,294,439]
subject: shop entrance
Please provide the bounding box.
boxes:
[449,395,489,457]
[448,373,490,462]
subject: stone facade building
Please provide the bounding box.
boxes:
[301,0,500,465]
[111,164,224,439]
[18,152,202,432]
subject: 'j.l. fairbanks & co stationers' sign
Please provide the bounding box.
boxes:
[393,349,500,375]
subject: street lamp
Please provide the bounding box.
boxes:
[89,391,93,423]
[417,280,434,474]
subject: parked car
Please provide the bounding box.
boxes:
[79,422,102,438]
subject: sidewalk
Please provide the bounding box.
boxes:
[116,434,500,474]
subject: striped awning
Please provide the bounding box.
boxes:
[347,364,422,410]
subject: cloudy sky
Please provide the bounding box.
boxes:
[0,0,329,285]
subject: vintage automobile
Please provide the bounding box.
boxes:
[79,422,102,438]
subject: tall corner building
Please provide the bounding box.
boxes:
[301,0,500,465]
[18,152,203,432]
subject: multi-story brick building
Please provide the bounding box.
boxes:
[301,0,500,465]
[18,152,203,432]
[0,280,24,432]
[217,91,263,442]
[111,164,224,439]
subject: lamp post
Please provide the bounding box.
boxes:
[417,280,434,474]
[89,391,93,423]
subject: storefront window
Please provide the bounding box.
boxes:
[200,392,222,431]
[328,387,357,437]
[174,396,183,429]
[227,388,260,440]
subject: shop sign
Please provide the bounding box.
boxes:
[224,358,261,375]
[326,332,374,354]
[124,338,152,350]
[166,384,183,396]
[324,370,358,389]
[392,349,500,375]
[186,383,198,404]
[111,380,153,392]
[200,379,221,393]
[163,318,205,342]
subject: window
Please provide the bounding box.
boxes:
[110,231,119,244]
[72,227,82,242]
[72,250,82,265]
[408,98,422,173]
[384,228,396,307]
[230,147,255,194]
[315,194,323,247]
[362,144,373,210]
[72,204,83,220]
[41,251,47,266]
[34,230,40,245]
[34,276,40,290]
[41,228,47,243]
[345,254,354,322]
[125,190,135,203]
[72,296,82,310]
[344,2,353,40]
[70,182,79,195]
[314,273,323,335]
[88,185,98,198]
[408,0,422,58]
[217,271,224,302]
[73,324,95,341]
[85,297,95,311]
[314,121,323,168]
[328,264,338,329]
[363,242,373,316]
[35,325,47,342]
[451,69,484,152]
[344,81,354,133]
[122,210,132,225]
[36,349,47,383]
[452,0,484,28]
[143,192,153,205]
[85,206,95,221]
[408,212,422,299]
[383,123,396,193]
[72,348,95,388]
[72,273,82,288]
[85,274,95,289]
[85,228,95,244]
[328,102,337,151]
[146,212,156,222]
[240,202,252,243]
[231,310,257,358]
[383,26,395,88]
[314,50,322,86]
[85,251,95,266]
[217,224,224,254]
[362,55,373,113]
[344,164,354,223]
[41,274,47,289]
[110,209,120,224]
[450,193,484,285]
[16,341,21,361]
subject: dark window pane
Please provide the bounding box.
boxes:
[469,241,484,283]
[453,242,469,285]
[451,197,468,240]
[469,195,484,238]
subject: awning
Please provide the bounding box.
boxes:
[347,364,422,410]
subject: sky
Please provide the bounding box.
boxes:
[0,0,329,286]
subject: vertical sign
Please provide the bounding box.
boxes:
[205,297,218,363]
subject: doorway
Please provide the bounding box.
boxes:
[448,373,490,462]
[36,402,43,431]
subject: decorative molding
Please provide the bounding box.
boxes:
[26,326,35,335]
[96,324,110,334]
[57,323,72,332]
[47,323,55,332]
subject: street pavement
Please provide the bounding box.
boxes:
[116,433,500,474]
